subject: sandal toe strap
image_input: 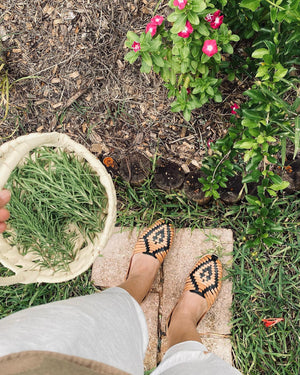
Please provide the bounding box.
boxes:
[134,219,174,263]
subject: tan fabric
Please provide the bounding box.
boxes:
[0,351,130,375]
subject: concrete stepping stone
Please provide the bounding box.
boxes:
[92,227,234,372]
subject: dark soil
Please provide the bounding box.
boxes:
[0,0,250,172]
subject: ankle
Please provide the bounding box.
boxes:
[169,291,208,328]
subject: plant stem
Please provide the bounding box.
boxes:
[265,0,285,10]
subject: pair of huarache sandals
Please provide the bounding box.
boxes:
[126,219,222,325]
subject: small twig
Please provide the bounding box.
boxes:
[32,52,80,76]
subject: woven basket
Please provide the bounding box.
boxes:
[0,132,116,285]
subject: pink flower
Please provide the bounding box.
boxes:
[207,139,213,148]
[186,88,191,95]
[202,39,218,57]
[210,15,224,29]
[204,13,214,22]
[132,41,141,52]
[178,20,193,38]
[205,10,223,28]
[230,103,239,114]
[173,0,188,10]
[151,15,164,25]
[212,10,221,19]
[146,23,157,37]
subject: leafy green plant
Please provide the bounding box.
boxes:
[125,0,239,120]
[198,0,300,250]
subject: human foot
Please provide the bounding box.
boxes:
[167,254,222,346]
[120,219,174,304]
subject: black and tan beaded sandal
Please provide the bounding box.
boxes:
[126,219,174,279]
[167,254,222,329]
[184,254,222,313]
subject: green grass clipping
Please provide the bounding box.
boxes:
[4,147,108,272]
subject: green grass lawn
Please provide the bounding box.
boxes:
[1,177,299,375]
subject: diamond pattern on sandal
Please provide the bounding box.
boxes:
[184,254,222,309]
[133,219,174,264]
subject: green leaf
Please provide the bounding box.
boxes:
[273,63,288,81]
[234,139,256,149]
[181,60,189,73]
[171,14,187,34]
[161,67,170,82]
[201,53,210,63]
[252,20,260,31]
[206,86,214,96]
[242,170,261,183]
[188,11,199,25]
[270,7,277,23]
[197,23,209,36]
[151,39,162,51]
[126,31,139,42]
[170,69,176,85]
[124,51,140,64]
[191,60,198,70]
[242,109,262,121]
[256,65,268,78]
[230,34,240,42]
[270,174,282,184]
[192,2,207,12]
[214,93,222,102]
[227,72,235,81]
[245,195,260,206]
[192,86,202,95]
[222,44,233,54]
[167,12,179,23]
[152,54,165,67]
[171,100,183,112]
[182,46,190,59]
[240,0,261,11]
[294,116,300,159]
[140,61,152,73]
[244,89,265,102]
[269,181,290,191]
[252,48,269,59]
[141,52,152,66]
[183,108,191,121]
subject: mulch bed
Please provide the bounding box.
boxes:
[0,0,251,172]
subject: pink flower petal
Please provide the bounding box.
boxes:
[210,15,224,29]
[151,15,164,25]
[173,0,188,10]
[178,20,193,38]
[205,13,214,22]
[202,39,218,57]
[213,10,221,19]
[230,103,239,114]
[132,41,141,52]
[146,23,157,37]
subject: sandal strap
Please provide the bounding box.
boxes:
[133,219,174,264]
[184,254,222,309]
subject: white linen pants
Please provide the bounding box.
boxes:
[0,287,241,375]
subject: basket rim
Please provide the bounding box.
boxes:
[0,132,116,285]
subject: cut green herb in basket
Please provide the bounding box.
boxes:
[4,147,108,272]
